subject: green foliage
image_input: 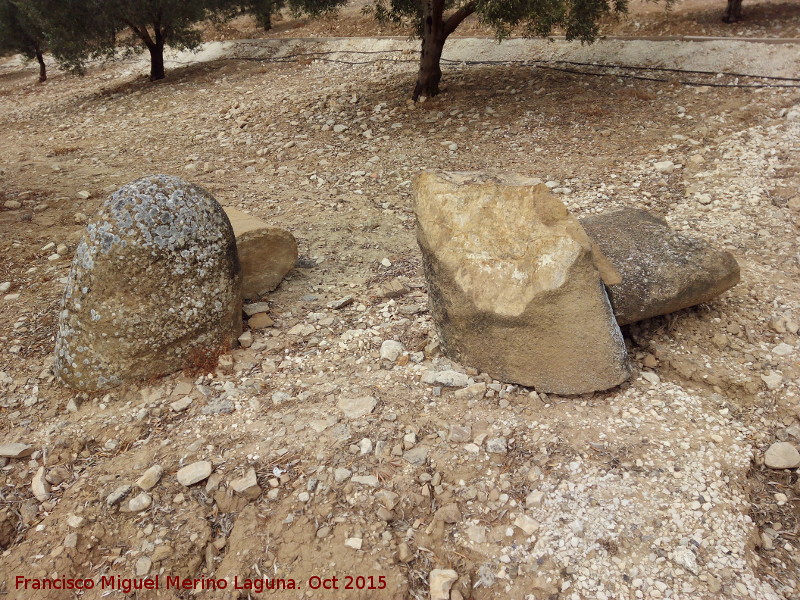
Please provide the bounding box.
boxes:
[244,0,285,30]
[23,0,252,78]
[366,0,628,41]
[0,0,44,60]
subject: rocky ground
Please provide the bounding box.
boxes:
[1,2,800,599]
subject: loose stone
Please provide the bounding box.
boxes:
[177,461,213,486]
[764,442,800,469]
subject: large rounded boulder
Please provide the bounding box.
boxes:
[54,175,242,391]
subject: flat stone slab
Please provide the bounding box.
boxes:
[177,461,213,486]
[414,171,630,395]
[0,443,33,458]
[223,207,297,299]
[580,208,740,326]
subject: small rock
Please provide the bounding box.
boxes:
[397,542,414,562]
[31,467,51,502]
[151,545,172,562]
[448,424,472,443]
[403,446,429,465]
[773,343,794,356]
[453,382,487,399]
[0,282,10,293]
[429,569,458,600]
[135,557,151,576]
[761,373,783,391]
[374,277,408,299]
[126,492,152,512]
[526,490,545,507]
[243,302,270,316]
[66,514,85,528]
[3,200,22,209]
[238,331,253,348]
[380,340,405,362]
[328,296,354,309]
[0,443,33,458]
[514,514,540,536]
[344,537,363,550]
[76,190,91,199]
[106,484,132,506]
[466,525,486,543]
[359,438,373,454]
[230,468,261,499]
[351,475,379,487]
[434,503,461,523]
[248,313,274,329]
[177,461,213,486]
[764,442,800,469]
[486,437,508,454]
[136,465,163,490]
[376,506,395,521]
[333,467,352,483]
[337,395,377,419]
[201,399,234,415]
[640,371,660,385]
[421,370,470,388]
[170,397,193,412]
[654,160,675,174]
[672,547,698,575]
[375,490,399,509]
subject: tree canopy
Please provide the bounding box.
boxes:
[23,0,257,81]
[0,0,48,81]
[4,0,635,91]
[364,0,630,99]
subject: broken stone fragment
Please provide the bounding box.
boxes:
[414,171,630,395]
[223,206,297,299]
[429,569,458,600]
[230,468,261,499]
[337,395,377,419]
[0,443,33,458]
[580,208,740,325]
[31,467,51,502]
[54,175,242,391]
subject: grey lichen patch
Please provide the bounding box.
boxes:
[54,175,242,391]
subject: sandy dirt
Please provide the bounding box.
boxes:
[0,2,799,600]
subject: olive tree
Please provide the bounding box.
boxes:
[0,0,48,81]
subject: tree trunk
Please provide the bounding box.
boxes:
[35,45,46,83]
[412,1,475,101]
[147,39,165,81]
[723,0,743,23]
[413,32,445,100]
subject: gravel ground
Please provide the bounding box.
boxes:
[0,14,799,600]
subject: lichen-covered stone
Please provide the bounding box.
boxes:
[414,171,630,395]
[54,175,241,391]
[580,208,740,325]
